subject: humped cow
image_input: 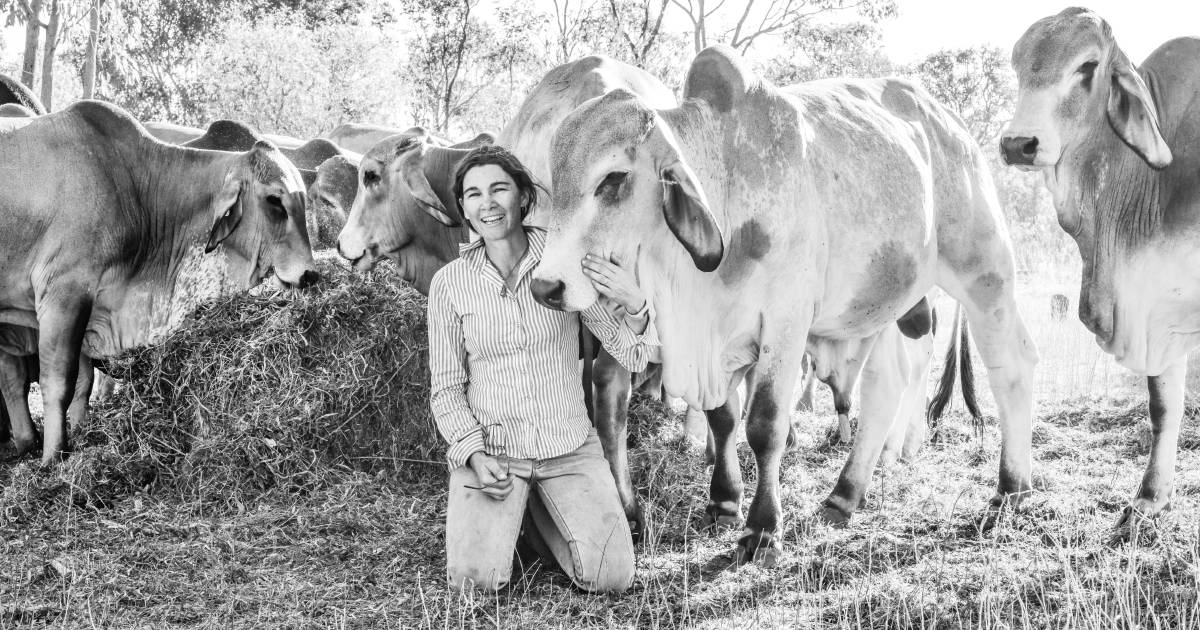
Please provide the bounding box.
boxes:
[322,122,452,155]
[0,100,317,464]
[182,119,360,250]
[0,74,46,115]
[532,45,1038,564]
[1000,8,1200,539]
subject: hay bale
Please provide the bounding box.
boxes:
[4,259,443,517]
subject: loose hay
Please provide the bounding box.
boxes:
[3,259,444,519]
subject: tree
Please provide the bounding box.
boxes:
[763,20,892,85]
[605,0,670,67]
[81,0,100,98]
[910,46,1015,147]
[669,0,896,55]
[21,0,41,87]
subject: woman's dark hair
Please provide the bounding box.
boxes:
[452,145,547,227]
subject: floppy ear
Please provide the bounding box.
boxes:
[1107,52,1172,169]
[400,145,459,227]
[206,175,244,253]
[657,127,723,271]
[683,45,752,113]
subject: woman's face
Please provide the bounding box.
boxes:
[460,164,525,242]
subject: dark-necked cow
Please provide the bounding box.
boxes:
[532,46,1038,564]
[1001,8,1200,539]
[182,120,360,250]
[0,100,317,464]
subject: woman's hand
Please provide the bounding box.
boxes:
[582,253,646,314]
[467,452,513,501]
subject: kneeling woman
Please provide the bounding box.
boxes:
[428,145,658,593]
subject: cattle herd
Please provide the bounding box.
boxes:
[1,7,1197,568]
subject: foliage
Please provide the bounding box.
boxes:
[188,11,410,137]
[910,45,1015,146]
[763,20,893,85]
[671,0,898,54]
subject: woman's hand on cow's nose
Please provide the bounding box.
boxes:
[582,254,646,314]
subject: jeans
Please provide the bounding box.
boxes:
[445,432,635,592]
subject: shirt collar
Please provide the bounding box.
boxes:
[460,226,547,295]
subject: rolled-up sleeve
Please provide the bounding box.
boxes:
[428,271,483,469]
[580,300,661,373]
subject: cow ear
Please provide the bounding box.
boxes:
[206,176,244,253]
[1107,53,1172,169]
[400,145,459,227]
[659,137,723,271]
[683,45,753,114]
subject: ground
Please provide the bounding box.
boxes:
[2,264,1200,629]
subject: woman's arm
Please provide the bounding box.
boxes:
[428,271,484,469]
[580,254,660,373]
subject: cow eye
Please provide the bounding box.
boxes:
[1078,60,1098,89]
[265,194,287,219]
[363,169,380,187]
[594,171,628,204]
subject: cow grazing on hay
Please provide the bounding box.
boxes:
[532,45,1038,565]
[0,101,317,465]
[1001,8,1200,540]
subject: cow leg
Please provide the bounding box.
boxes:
[881,331,935,465]
[792,354,816,413]
[592,348,642,539]
[701,384,743,531]
[1113,359,1186,542]
[91,370,116,403]
[66,354,95,432]
[734,345,805,567]
[0,352,37,458]
[819,331,907,526]
[36,298,91,465]
[942,268,1038,516]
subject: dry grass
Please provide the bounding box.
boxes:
[3,259,1200,629]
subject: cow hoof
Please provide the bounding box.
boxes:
[784,424,800,453]
[815,503,852,528]
[3,437,40,463]
[1108,504,1162,546]
[627,507,646,545]
[733,530,781,568]
[700,505,743,533]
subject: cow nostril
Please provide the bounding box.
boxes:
[531,278,565,310]
[1000,135,1039,166]
[299,269,319,289]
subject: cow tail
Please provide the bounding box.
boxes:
[957,314,983,434]
[926,303,961,441]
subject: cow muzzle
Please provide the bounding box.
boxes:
[531,278,566,311]
[1000,135,1040,166]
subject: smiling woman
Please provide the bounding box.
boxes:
[425,144,660,593]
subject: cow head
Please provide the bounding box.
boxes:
[336,132,480,295]
[532,89,723,312]
[206,140,319,290]
[1001,7,1171,171]
[305,155,356,250]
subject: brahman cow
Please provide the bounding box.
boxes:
[0,100,317,464]
[0,74,46,115]
[143,121,204,144]
[1000,8,1199,539]
[182,119,360,250]
[322,123,451,155]
[532,46,1038,564]
[0,104,35,118]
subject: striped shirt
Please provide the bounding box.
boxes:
[428,227,660,469]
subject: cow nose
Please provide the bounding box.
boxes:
[1000,136,1039,165]
[1079,295,1115,343]
[531,278,566,310]
[298,269,320,289]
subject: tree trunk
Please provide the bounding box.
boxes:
[82,0,101,99]
[22,0,43,89]
[40,0,59,109]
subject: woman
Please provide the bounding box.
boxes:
[427,145,658,593]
